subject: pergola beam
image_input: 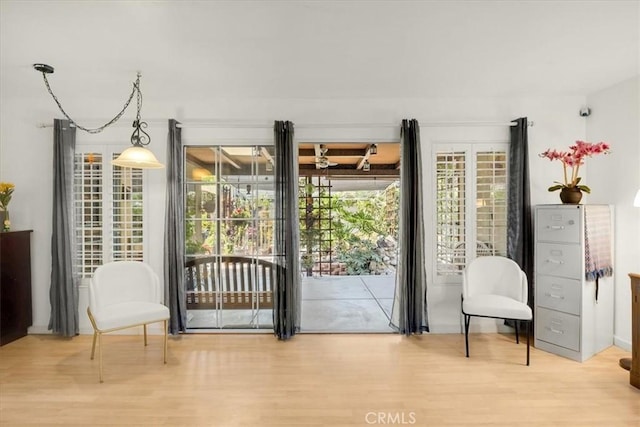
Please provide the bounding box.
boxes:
[260,147,274,166]
[208,147,241,170]
[299,148,366,157]
[298,168,399,177]
[356,144,375,170]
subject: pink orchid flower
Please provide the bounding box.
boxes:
[539,140,611,193]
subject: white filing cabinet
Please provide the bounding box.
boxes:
[534,205,614,362]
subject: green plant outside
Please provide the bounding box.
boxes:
[185,185,274,257]
[299,179,399,275]
[184,175,400,276]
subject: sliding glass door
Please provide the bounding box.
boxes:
[184,145,275,329]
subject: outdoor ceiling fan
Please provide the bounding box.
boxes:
[315,145,338,168]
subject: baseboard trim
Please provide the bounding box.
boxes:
[614,336,632,352]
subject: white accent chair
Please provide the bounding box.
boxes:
[88,261,170,382]
[462,256,532,365]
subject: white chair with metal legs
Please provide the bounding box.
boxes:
[461,256,532,365]
[87,261,170,382]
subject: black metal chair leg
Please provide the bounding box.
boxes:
[464,315,471,358]
[515,321,520,344]
[526,320,531,366]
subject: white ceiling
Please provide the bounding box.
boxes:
[1,1,638,103]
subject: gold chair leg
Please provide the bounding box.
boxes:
[98,332,104,383]
[90,331,97,360]
[144,324,148,346]
[163,320,168,364]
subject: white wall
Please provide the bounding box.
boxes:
[586,76,640,350]
[2,93,596,335]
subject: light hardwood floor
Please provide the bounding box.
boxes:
[0,333,638,426]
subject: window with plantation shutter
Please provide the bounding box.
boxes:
[111,153,144,261]
[434,144,508,283]
[74,153,104,278]
[435,151,467,275]
[74,149,145,279]
[475,150,507,259]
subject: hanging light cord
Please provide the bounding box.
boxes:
[38,70,138,134]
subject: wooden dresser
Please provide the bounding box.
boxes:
[629,273,640,389]
[0,230,33,346]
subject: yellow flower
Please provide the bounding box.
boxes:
[0,182,15,210]
[0,182,14,192]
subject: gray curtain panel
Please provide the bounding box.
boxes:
[49,119,79,336]
[390,119,429,335]
[164,119,187,334]
[507,117,534,309]
[272,121,301,340]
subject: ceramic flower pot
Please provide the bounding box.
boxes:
[559,187,582,204]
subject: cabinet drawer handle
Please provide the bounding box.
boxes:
[547,327,564,335]
[544,292,564,300]
[547,225,565,230]
[545,259,564,265]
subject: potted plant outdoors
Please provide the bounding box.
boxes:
[539,140,610,204]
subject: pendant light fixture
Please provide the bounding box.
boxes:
[33,63,164,169]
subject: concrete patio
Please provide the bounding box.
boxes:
[186,274,396,333]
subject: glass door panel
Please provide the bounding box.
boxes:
[185,145,275,329]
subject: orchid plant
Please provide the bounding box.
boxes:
[539,141,611,193]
